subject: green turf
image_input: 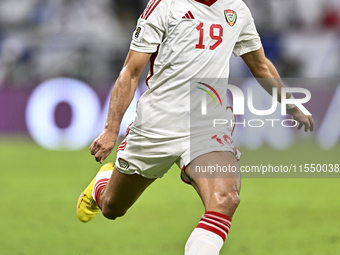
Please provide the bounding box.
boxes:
[0,139,339,255]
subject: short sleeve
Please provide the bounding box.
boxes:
[233,5,262,57]
[130,0,168,53]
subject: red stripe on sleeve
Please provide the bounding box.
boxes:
[141,0,156,19]
[144,0,162,20]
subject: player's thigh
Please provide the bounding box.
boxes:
[101,167,156,213]
[185,151,241,217]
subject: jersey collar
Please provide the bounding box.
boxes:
[192,0,218,7]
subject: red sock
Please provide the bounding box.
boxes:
[93,178,109,206]
[196,211,232,241]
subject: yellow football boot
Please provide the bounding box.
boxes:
[76,162,114,222]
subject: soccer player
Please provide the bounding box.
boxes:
[76,0,314,254]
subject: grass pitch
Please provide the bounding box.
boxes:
[0,138,339,255]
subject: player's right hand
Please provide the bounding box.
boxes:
[90,128,118,163]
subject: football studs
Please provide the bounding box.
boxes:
[224,10,237,27]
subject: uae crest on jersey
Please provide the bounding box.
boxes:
[224,10,237,27]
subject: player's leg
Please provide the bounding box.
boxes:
[187,152,241,216]
[184,151,241,255]
[78,126,180,222]
[77,162,155,222]
[98,166,156,219]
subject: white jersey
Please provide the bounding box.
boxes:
[129,0,262,138]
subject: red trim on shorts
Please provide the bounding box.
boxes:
[117,123,132,153]
[125,122,133,137]
[180,165,192,185]
[117,139,127,153]
[227,106,236,136]
[145,46,159,88]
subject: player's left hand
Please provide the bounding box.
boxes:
[90,127,118,163]
[287,106,314,132]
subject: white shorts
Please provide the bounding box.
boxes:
[115,123,241,185]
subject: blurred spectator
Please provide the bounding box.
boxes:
[239,0,340,78]
[0,0,339,88]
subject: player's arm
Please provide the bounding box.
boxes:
[90,50,151,163]
[241,47,314,132]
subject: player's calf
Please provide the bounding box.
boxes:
[97,168,156,220]
[184,151,241,254]
[184,184,240,255]
[100,197,128,220]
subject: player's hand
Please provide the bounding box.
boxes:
[287,107,314,132]
[90,128,118,163]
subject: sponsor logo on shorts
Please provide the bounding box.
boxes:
[224,10,237,27]
[118,157,129,169]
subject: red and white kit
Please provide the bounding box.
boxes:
[116,0,262,180]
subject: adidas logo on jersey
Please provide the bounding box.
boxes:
[182,11,195,19]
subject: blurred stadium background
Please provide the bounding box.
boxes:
[1,0,340,254]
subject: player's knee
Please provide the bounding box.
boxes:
[212,189,240,211]
[101,201,127,220]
